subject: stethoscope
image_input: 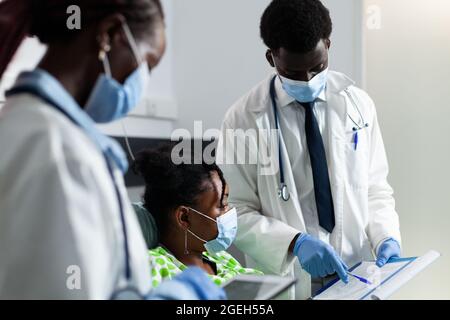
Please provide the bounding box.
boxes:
[7,85,143,300]
[270,76,290,201]
[269,75,369,202]
[343,88,370,150]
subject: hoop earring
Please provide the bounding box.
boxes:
[98,44,112,77]
[98,44,111,61]
[184,229,190,255]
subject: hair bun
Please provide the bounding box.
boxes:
[133,147,173,182]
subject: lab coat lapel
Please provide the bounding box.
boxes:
[325,72,354,254]
[253,102,307,233]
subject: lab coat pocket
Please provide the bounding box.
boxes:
[343,132,369,189]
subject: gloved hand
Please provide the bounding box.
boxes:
[376,238,401,267]
[294,233,349,283]
[171,266,227,300]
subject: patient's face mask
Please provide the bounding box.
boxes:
[85,22,150,123]
[186,207,238,254]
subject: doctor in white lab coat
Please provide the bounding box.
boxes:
[0,0,224,300]
[216,0,401,300]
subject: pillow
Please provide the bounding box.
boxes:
[132,202,159,249]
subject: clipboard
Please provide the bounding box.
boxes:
[313,250,440,300]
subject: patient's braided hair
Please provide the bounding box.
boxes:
[133,143,227,234]
[0,0,164,78]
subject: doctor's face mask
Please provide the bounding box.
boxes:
[85,22,151,123]
[270,40,330,103]
[278,67,328,103]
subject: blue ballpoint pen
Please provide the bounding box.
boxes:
[353,130,359,151]
[347,272,372,285]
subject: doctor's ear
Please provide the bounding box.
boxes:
[174,206,191,229]
[95,13,127,54]
[266,49,275,68]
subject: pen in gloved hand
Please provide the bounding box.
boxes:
[346,272,372,285]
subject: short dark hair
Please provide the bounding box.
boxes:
[133,143,227,233]
[260,0,332,54]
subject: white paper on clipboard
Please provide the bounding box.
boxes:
[313,250,440,300]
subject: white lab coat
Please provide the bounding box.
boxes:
[216,71,401,300]
[0,94,151,299]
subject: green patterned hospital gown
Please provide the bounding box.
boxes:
[149,246,263,288]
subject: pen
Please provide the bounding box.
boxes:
[347,272,372,285]
[353,131,358,151]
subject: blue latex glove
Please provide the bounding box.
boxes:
[294,233,349,283]
[376,238,401,267]
[150,266,227,300]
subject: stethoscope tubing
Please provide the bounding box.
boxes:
[269,75,369,202]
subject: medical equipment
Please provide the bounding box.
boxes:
[269,76,290,201]
[344,88,369,150]
[269,76,370,201]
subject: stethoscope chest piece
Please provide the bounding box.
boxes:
[278,183,290,202]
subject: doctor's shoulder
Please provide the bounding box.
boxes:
[0,94,102,166]
[345,84,377,117]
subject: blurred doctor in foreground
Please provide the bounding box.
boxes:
[217,0,401,299]
[0,0,225,300]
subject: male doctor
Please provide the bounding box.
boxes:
[217,0,401,299]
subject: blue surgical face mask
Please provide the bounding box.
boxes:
[187,207,238,254]
[277,65,329,103]
[85,23,151,123]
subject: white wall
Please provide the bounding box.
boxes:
[1,0,363,139]
[363,0,450,299]
[322,0,364,86]
[0,0,176,139]
[172,0,363,137]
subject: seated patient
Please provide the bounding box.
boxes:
[133,145,263,288]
